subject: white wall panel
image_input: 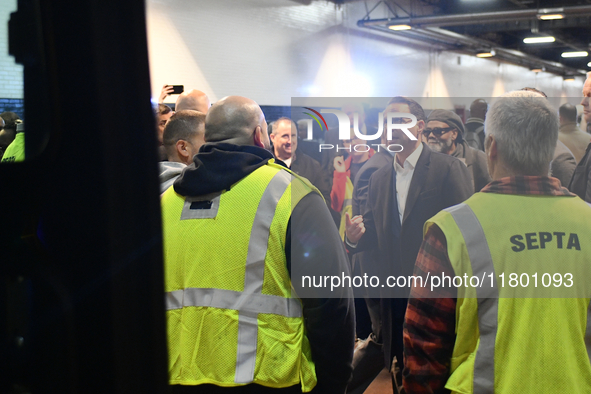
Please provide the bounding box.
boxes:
[146,0,585,106]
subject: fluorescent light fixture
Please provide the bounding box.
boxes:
[476,50,495,58]
[561,51,588,58]
[538,13,564,20]
[389,24,411,31]
[523,36,555,44]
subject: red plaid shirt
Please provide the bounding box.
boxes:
[402,176,575,394]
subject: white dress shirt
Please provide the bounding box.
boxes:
[393,143,423,224]
[345,143,423,248]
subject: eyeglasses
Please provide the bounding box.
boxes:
[423,127,455,137]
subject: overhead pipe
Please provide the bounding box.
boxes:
[424,27,586,75]
[361,24,586,76]
[357,5,591,29]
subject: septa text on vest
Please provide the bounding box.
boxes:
[510,232,581,252]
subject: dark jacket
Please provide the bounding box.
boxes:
[291,151,331,205]
[569,142,591,203]
[464,118,485,151]
[351,149,393,279]
[352,149,394,218]
[552,140,577,187]
[451,141,491,192]
[172,143,355,394]
[351,143,473,368]
[297,139,322,163]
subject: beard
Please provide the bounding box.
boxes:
[427,138,454,154]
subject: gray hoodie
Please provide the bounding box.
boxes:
[158,161,186,194]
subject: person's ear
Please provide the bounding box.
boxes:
[176,140,190,159]
[485,134,495,156]
[489,137,497,161]
[486,135,498,178]
[451,130,458,141]
[253,125,264,148]
[415,119,425,136]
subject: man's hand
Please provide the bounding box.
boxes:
[159,85,175,103]
[345,212,365,244]
[334,156,346,173]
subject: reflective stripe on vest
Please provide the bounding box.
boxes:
[445,203,498,394]
[587,205,591,366]
[164,169,301,384]
[337,178,354,241]
[165,288,302,318]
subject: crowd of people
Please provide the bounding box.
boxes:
[156,81,591,394]
[0,111,23,163]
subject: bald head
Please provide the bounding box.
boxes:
[470,99,488,119]
[205,96,270,149]
[175,89,211,113]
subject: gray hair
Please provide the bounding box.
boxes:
[485,90,558,175]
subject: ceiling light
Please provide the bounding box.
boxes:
[531,67,544,73]
[523,36,555,44]
[388,24,411,31]
[564,76,575,81]
[561,51,588,58]
[476,50,495,58]
[587,62,591,67]
[537,13,564,20]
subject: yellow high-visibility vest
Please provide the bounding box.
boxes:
[426,192,591,394]
[162,161,318,391]
[338,177,354,241]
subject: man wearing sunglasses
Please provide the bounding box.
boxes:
[425,109,491,192]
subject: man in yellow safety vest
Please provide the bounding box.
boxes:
[404,90,591,393]
[161,95,355,393]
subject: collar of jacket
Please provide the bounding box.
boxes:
[173,143,274,197]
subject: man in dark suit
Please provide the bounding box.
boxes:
[346,97,473,392]
[570,74,591,203]
[347,131,394,394]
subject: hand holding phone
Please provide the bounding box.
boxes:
[159,85,174,103]
[159,85,184,103]
[170,85,184,94]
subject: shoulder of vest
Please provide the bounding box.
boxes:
[266,161,322,200]
[161,185,182,204]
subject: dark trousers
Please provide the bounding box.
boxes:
[347,298,385,394]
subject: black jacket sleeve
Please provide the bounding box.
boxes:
[444,158,474,207]
[286,192,355,394]
[352,169,371,217]
[569,142,591,203]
